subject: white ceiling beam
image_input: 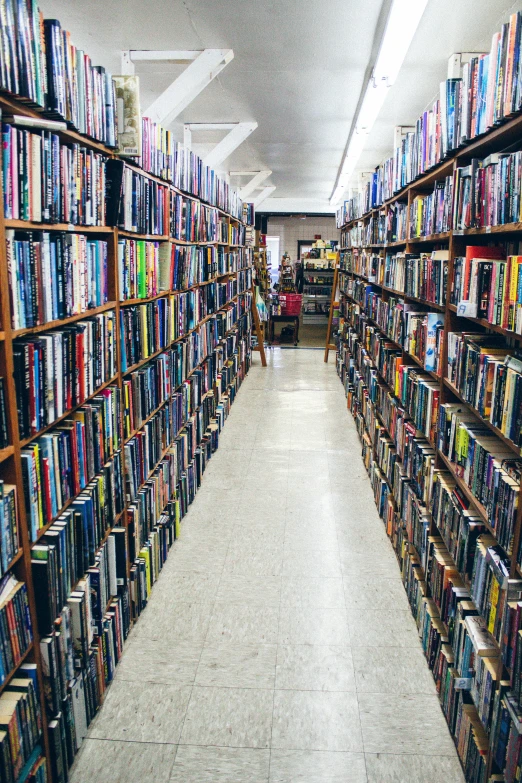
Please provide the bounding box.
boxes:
[130,50,201,62]
[235,170,272,199]
[132,48,234,125]
[253,186,276,209]
[186,123,237,131]
[203,122,258,168]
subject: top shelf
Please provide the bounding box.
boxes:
[0,92,247,227]
[339,110,522,232]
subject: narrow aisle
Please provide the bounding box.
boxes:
[70,349,465,783]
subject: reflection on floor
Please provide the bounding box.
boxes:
[68,349,465,783]
[296,321,327,348]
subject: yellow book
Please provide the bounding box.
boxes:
[501,367,514,435]
[174,498,181,538]
[488,577,500,635]
[141,308,149,357]
[139,547,152,595]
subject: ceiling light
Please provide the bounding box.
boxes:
[330,0,429,206]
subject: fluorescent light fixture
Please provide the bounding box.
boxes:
[330,0,429,206]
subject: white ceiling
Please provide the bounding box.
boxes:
[40,0,522,213]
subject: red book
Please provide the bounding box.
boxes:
[463,245,505,300]
[5,595,21,663]
[41,456,52,524]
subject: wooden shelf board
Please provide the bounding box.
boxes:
[19,373,120,448]
[408,231,451,243]
[0,642,34,698]
[442,378,522,458]
[0,446,14,463]
[5,220,114,234]
[117,230,169,241]
[11,302,117,339]
[447,303,522,341]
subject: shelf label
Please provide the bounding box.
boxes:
[454,677,472,691]
[457,300,478,318]
[453,230,464,236]
[486,226,492,233]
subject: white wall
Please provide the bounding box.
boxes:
[267,216,339,261]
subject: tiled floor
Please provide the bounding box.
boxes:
[70,349,465,783]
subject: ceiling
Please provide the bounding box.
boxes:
[40,0,521,213]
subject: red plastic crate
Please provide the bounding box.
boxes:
[279,294,302,316]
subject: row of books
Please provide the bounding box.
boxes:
[40,578,128,775]
[44,19,117,145]
[438,402,521,558]
[13,311,117,440]
[2,123,108,226]
[33,522,125,642]
[446,332,522,448]
[337,11,522,225]
[159,244,221,293]
[173,144,243,221]
[119,285,239,371]
[408,177,453,238]
[453,153,522,230]
[0,574,33,685]
[7,231,109,330]
[450,249,522,334]
[22,438,124,537]
[112,162,168,237]
[0,1,116,145]
[341,248,448,306]
[20,385,121,537]
[127,113,244,220]
[349,279,444,378]
[121,325,230,443]
[171,194,221,243]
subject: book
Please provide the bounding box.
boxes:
[0,380,8,450]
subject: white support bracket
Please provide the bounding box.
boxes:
[230,170,272,199]
[253,186,276,209]
[203,122,257,168]
[183,123,257,166]
[120,49,234,125]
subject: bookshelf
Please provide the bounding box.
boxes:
[0,58,258,780]
[301,243,337,325]
[335,68,522,782]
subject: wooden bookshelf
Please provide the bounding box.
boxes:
[335,103,522,782]
[0,87,262,782]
